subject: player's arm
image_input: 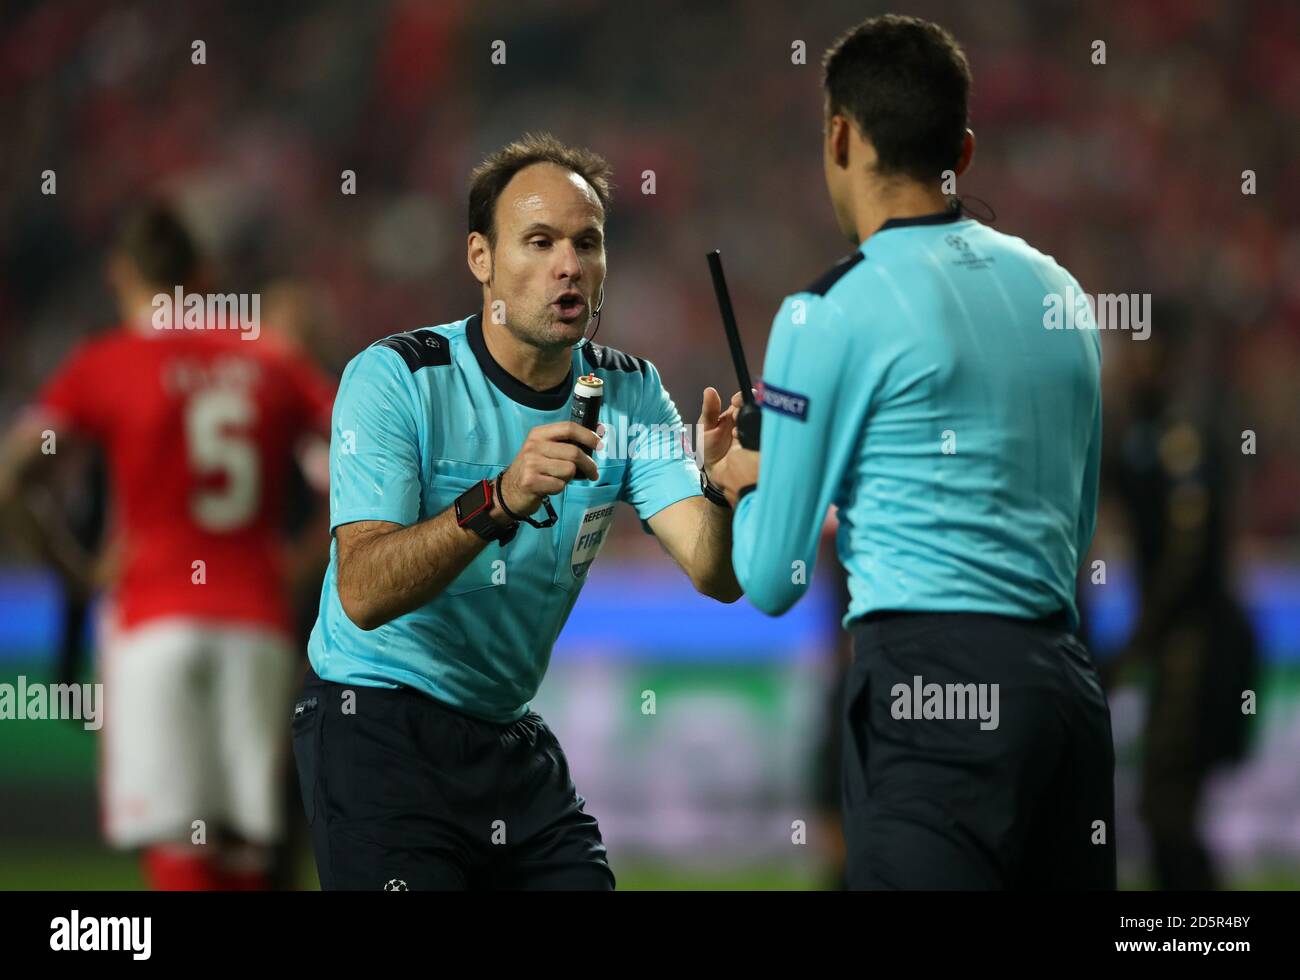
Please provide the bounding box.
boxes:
[621,362,742,602]
[329,345,491,630]
[0,421,99,595]
[644,387,744,602]
[646,497,742,602]
[1075,373,1102,568]
[337,421,600,630]
[714,295,862,616]
[282,357,336,597]
[336,512,492,630]
[0,414,52,506]
[283,437,332,598]
[0,348,103,594]
[1129,419,1227,652]
[331,345,601,629]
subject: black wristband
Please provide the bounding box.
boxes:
[495,473,525,522]
[495,472,557,529]
[700,471,731,509]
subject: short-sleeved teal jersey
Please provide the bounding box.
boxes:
[732,207,1102,629]
[308,313,701,722]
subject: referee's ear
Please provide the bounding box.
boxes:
[954,129,976,179]
[467,231,493,287]
[825,113,852,170]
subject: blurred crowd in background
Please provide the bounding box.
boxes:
[2,0,1297,555]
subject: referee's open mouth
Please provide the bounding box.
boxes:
[551,290,586,323]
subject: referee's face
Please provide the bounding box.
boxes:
[479,162,607,351]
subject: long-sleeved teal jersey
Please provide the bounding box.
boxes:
[731,206,1102,628]
[308,313,702,722]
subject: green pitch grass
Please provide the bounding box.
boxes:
[0,847,824,891]
[2,847,1295,891]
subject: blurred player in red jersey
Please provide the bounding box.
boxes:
[0,204,335,890]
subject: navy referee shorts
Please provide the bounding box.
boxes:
[291,666,614,890]
[842,611,1117,890]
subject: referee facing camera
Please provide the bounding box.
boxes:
[293,133,743,891]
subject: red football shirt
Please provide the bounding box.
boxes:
[35,326,335,635]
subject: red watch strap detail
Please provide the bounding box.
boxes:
[456,479,494,526]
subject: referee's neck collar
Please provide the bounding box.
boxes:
[876,201,964,233]
[466,313,573,411]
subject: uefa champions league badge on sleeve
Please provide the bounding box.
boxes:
[571,502,616,578]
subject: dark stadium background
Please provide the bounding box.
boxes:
[1,0,1297,889]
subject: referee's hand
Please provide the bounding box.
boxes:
[496,422,604,519]
[699,387,744,479]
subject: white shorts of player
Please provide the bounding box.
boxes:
[97,613,298,850]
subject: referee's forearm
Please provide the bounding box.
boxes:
[337,507,489,630]
[693,498,743,603]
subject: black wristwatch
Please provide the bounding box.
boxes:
[454,480,518,546]
[701,470,731,509]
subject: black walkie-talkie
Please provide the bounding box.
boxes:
[706,250,760,450]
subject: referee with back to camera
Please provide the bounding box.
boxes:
[709,15,1113,889]
[294,133,744,891]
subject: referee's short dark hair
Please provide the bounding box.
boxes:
[468,133,613,247]
[115,201,199,289]
[822,14,971,182]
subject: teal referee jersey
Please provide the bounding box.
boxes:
[732,205,1102,628]
[308,313,701,722]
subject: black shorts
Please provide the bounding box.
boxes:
[291,667,614,890]
[842,611,1116,890]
